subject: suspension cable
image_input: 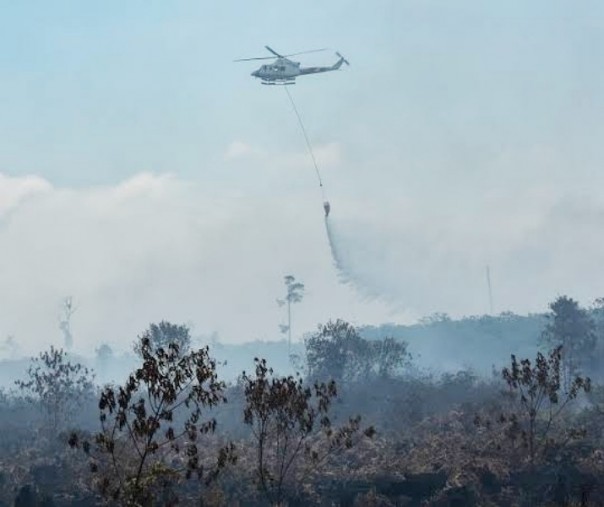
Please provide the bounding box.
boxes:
[284,86,326,200]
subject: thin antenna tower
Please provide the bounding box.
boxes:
[486,265,494,315]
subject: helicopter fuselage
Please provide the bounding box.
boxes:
[251,55,345,84]
[251,58,300,82]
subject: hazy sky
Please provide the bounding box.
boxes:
[2,1,604,354]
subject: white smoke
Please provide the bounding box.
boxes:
[4,155,604,359]
[0,171,395,356]
[322,188,604,318]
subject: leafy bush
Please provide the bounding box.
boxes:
[15,346,95,435]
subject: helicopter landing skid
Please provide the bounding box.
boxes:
[261,80,296,86]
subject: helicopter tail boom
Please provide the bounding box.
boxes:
[332,58,345,70]
[299,53,350,76]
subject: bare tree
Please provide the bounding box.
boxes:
[242,357,373,505]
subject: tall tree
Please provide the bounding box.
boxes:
[541,296,596,390]
[305,320,368,382]
[590,297,604,382]
[277,275,305,352]
[59,296,76,350]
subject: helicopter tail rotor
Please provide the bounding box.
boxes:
[336,52,350,66]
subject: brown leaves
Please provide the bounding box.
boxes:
[499,346,591,464]
[73,323,234,504]
[241,357,373,505]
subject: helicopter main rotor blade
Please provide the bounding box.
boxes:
[265,46,284,58]
[234,47,330,63]
[284,48,329,57]
[234,56,275,62]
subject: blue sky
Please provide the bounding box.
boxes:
[2,0,602,187]
[2,1,604,354]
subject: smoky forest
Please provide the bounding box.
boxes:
[1,295,604,506]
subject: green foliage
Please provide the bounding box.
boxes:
[132,321,192,358]
[305,319,410,382]
[418,312,451,325]
[71,334,235,505]
[95,343,113,361]
[241,357,373,505]
[371,337,412,378]
[541,296,596,386]
[15,346,94,434]
[588,298,604,382]
[283,275,304,305]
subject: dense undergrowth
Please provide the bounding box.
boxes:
[1,296,604,506]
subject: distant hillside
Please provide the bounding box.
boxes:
[360,312,546,376]
[0,313,553,388]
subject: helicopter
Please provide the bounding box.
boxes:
[235,46,349,85]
